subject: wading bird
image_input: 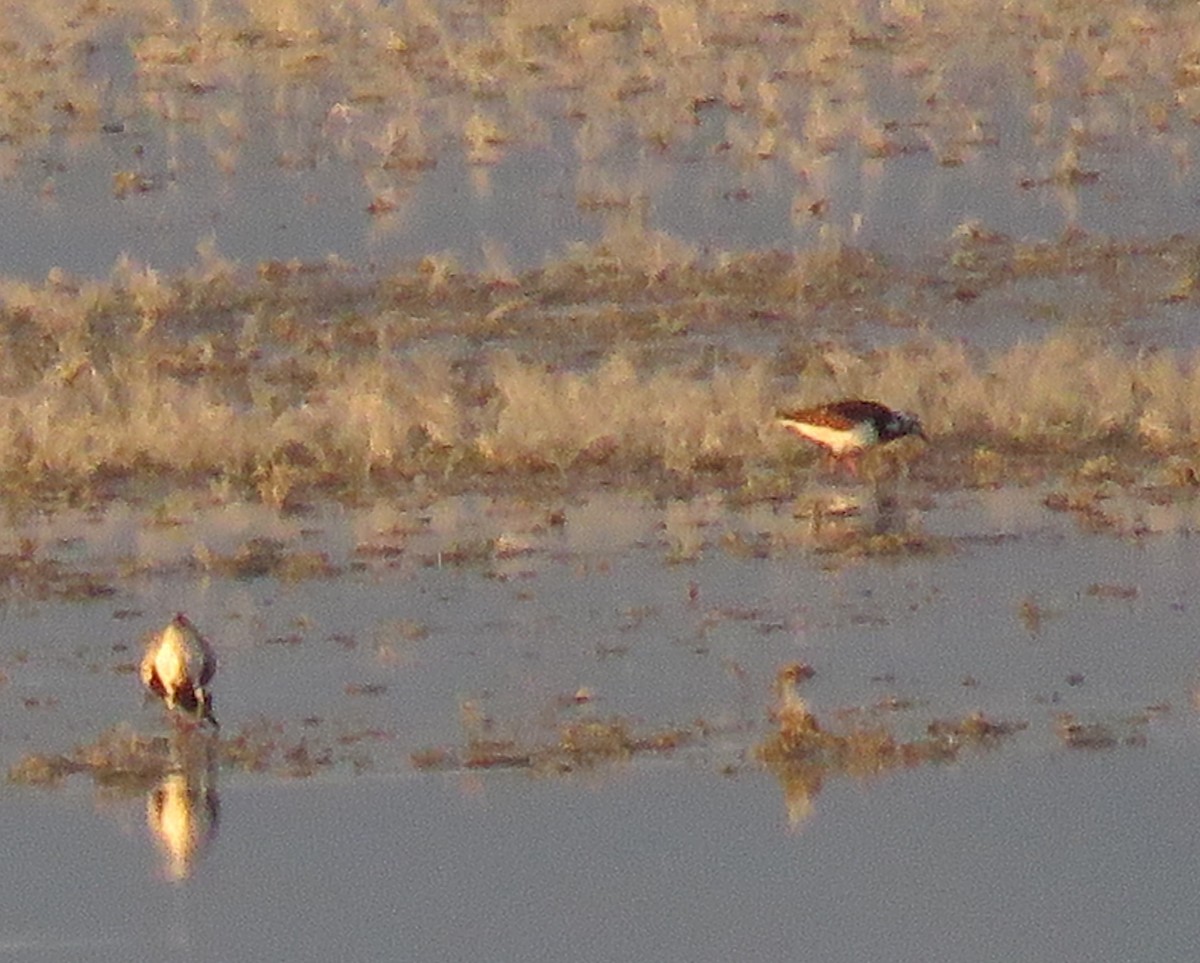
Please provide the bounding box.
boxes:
[776,399,926,472]
[140,613,218,728]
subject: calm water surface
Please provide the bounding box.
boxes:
[1,487,1199,960]
[3,748,1200,962]
[3,107,1195,282]
[2,7,1198,956]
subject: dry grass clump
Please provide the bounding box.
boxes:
[410,716,697,773]
[811,524,951,562]
[9,716,389,789]
[412,696,698,775]
[759,666,1026,783]
[8,725,177,789]
[476,349,768,476]
[220,715,388,778]
[192,537,339,580]
[756,664,1027,828]
[4,241,1200,508]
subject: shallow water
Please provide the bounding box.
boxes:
[2,485,1200,959]
[3,88,1196,284]
[5,739,1200,961]
[3,485,1197,762]
[2,2,1200,283]
[2,3,1199,958]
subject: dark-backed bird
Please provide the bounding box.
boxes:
[776,399,926,462]
[140,613,218,728]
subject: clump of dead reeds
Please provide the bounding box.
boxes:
[0,244,1199,509]
[757,663,1027,828]
[411,693,697,774]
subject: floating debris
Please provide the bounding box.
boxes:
[1017,594,1051,636]
[925,712,1027,746]
[345,682,388,697]
[1054,713,1149,750]
[1085,583,1139,601]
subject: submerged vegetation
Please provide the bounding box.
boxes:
[5,662,1158,796]
[8,717,388,788]
[2,0,1199,222]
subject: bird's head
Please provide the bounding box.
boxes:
[891,410,927,443]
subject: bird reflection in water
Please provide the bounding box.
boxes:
[146,728,220,883]
[791,486,912,544]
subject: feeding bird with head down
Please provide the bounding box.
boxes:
[140,613,219,728]
[776,399,926,472]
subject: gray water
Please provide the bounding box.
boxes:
[1,488,1199,960]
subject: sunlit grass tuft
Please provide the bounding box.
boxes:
[0,243,1198,508]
